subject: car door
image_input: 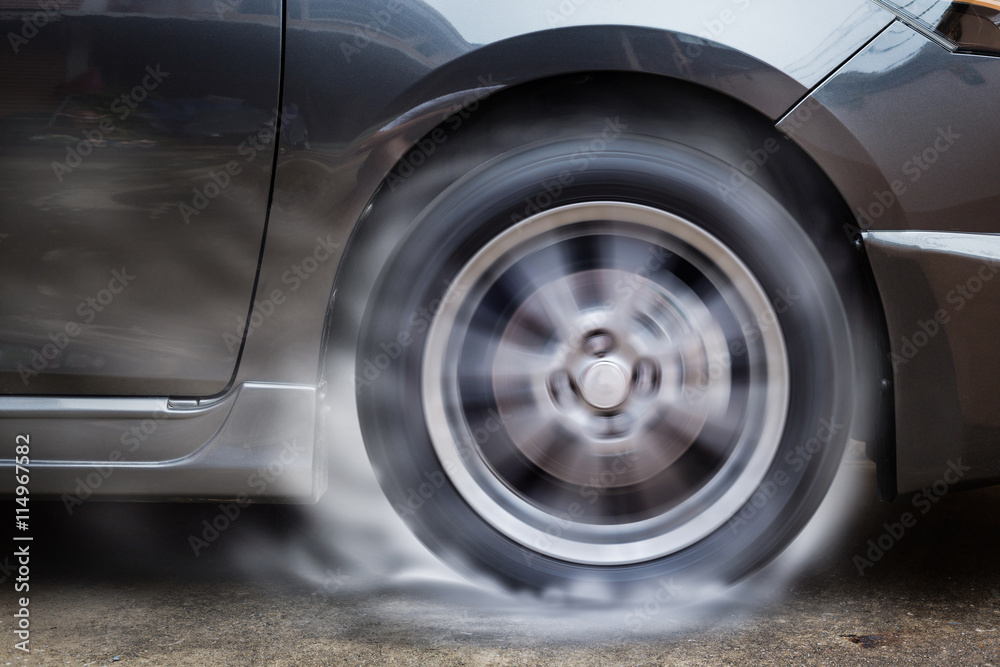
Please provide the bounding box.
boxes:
[0,0,283,396]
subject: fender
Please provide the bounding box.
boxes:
[779,21,1000,496]
[238,1,894,390]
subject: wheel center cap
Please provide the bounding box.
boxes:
[580,360,630,410]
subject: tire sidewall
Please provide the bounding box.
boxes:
[358,135,854,592]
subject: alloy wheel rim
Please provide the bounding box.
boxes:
[422,202,789,565]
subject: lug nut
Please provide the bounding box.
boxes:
[548,370,575,407]
[584,331,614,358]
[634,358,659,396]
[599,413,631,437]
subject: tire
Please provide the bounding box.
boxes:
[357,117,854,596]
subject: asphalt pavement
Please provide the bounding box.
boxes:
[2,455,999,666]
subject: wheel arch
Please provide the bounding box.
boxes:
[375,24,809,121]
[321,67,892,498]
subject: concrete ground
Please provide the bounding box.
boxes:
[2,458,999,666]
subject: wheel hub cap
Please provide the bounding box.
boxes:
[579,360,630,410]
[422,202,789,565]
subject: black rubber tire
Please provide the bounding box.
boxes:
[357,110,854,597]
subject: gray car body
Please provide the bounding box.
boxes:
[0,0,995,501]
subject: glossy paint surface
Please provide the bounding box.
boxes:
[0,382,321,501]
[1,0,912,499]
[422,0,892,89]
[866,232,1000,495]
[779,21,1000,494]
[779,22,1000,235]
[0,1,282,396]
[233,0,894,396]
[0,0,892,398]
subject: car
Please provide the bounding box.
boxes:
[3,0,1000,595]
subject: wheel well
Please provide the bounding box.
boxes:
[326,70,895,497]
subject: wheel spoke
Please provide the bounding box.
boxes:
[492,341,557,379]
[658,398,735,437]
[531,279,584,345]
[421,201,790,565]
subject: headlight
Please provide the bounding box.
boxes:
[875,0,1000,55]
